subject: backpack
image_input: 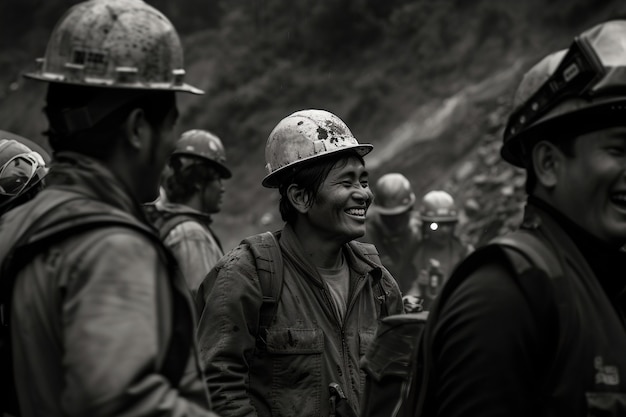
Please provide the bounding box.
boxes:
[0,201,193,416]
[360,229,563,417]
[241,231,391,342]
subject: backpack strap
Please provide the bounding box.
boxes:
[411,230,563,416]
[349,241,389,317]
[240,231,284,347]
[1,208,192,389]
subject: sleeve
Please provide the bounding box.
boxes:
[429,262,546,417]
[165,221,224,296]
[61,230,218,417]
[196,244,263,417]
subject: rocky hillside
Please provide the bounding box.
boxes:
[2,0,626,250]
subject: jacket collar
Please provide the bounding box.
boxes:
[46,152,147,222]
[278,223,380,287]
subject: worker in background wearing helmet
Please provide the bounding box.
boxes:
[408,190,470,310]
[0,136,49,216]
[361,173,420,294]
[0,1,217,416]
[196,109,403,417]
[411,20,626,417]
[145,129,231,296]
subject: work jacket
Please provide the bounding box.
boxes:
[361,209,421,294]
[196,224,404,417]
[425,198,626,416]
[0,152,216,417]
[145,200,224,296]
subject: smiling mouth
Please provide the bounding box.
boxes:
[345,208,366,217]
[611,193,626,209]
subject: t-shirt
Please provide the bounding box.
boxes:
[317,255,350,323]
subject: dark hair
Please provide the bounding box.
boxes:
[523,135,576,194]
[44,84,176,160]
[164,157,219,203]
[277,151,364,224]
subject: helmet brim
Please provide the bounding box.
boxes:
[374,195,416,216]
[261,144,373,188]
[23,72,204,95]
[502,96,626,167]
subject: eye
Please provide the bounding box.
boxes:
[606,146,626,156]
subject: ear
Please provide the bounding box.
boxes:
[123,108,151,152]
[531,140,562,188]
[287,184,311,214]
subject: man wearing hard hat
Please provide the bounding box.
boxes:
[408,190,470,310]
[146,129,231,296]
[361,173,421,294]
[411,20,626,416]
[196,109,403,417]
[0,1,217,416]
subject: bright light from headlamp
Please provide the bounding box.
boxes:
[430,222,439,231]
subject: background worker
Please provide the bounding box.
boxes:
[196,109,403,417]
[146,129,231,295]
[0,135,48,216]
[361,172,420,294]
[0,0,217,415]
[409,190,470,310]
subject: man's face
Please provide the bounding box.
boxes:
[305,156,373,243]
[553,127,626,246]
[201,169,225,214]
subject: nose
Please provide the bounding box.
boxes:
[353,185,373,206]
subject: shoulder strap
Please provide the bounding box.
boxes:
[349,240,389,317]
[241,231,284,343]
[411,230,563,416]
[155,213,196,241]
[1,207,192,389]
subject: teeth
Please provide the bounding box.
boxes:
[346,208,365,216]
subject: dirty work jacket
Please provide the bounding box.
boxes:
[426,199,626,416]
[361,209,421,294]
[0,152,217,417]
[196,223,404,417]
[148,201,224,296]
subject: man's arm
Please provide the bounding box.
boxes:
[430,261,545,417]
[196,245,262,417]
[61,230,217,417]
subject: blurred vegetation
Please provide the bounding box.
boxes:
[1,0,626,249]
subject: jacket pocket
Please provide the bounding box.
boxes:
[586,392,626,416]
[266,328,324,416]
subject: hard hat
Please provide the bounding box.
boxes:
[23,0,202,95]
[374,173,416,215]
[0,130,51,164]
[502,20,626,167]
[171,129,231,179]
[420,190,458,223]
[262,109,373,188]
[0,139,48,203]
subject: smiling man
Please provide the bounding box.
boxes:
[412,20,626,417]
[195,109,403,417]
